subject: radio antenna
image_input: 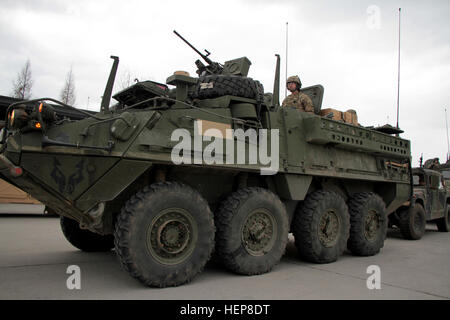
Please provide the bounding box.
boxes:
[285,22,289,99]
[396,8,401,130]
[446,108,449,161]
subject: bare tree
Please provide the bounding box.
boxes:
[11,59,33,100]
[60,67,76,105]
[118,68,134,90]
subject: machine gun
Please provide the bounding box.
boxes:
[173,30,223,75]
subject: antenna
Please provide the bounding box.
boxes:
[396,8,401,129]
[446,108,450,161]
[285,22,289,99]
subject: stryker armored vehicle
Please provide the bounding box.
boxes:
[0,31,413,287]
[390,167,449,239]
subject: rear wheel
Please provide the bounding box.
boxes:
[60,216,114,252]
[293,190,350,264]
[215,188,289,275]
[436,204,449,232]
[114,182,215,287]
[398,203,426,240]
[347,192,387,256]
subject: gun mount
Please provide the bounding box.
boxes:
[174,30,251,77]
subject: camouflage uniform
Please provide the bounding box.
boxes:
[282,91,314,113]
[282,75,315,113]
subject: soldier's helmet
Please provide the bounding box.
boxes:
[286,75,302,90]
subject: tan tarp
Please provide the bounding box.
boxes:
[320,108,359,126]
[0,179,41,204]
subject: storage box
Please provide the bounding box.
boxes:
[343,109,358,126]
[319,108,344,121]
[320,108,358,126]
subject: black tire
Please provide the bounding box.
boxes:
[215,188,289,275]
[293,190,350,264]
[114,182,215,287]
[193,75,264,102]
[398,203,426,240]
[347,192,387,256]
[436,204,449,232]
[60,216,114,252]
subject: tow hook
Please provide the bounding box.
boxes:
[0,154,23,177]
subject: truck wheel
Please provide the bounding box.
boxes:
[214,188,289,275]
[398,203,426,240]
[347,192,387,256]
[60,216,114,252]
[114,182,215,287]
[293,190,350,263]
[436,204,449,232]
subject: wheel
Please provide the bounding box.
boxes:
[60,216,114,252]
[347,192,387,256]
[398,203,426,240]
[114,182,215,287]
[436,204,449,232]
[214,187,289,275]
[193,75,264,102]
[293,190,350,264]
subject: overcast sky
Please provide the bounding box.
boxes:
[0,0,449,166]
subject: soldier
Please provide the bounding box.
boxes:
[424,157,440,170]
[282,75,314,114]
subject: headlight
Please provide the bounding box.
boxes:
[37,103,56,122]
[8,108,29,129]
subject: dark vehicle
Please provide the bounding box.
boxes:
[390,167,449,240]
[0,32,412,287]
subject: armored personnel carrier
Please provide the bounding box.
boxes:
[0,32,412,287]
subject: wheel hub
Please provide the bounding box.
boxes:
[364,210,380,241]
[318,209,340,247]
[157,220,189,255]
[147,208,197,265]
[242,209,277,256]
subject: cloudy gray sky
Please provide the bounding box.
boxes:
[0,0,449,166]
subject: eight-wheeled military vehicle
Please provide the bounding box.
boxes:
[390,167,449,239]
[0,31,413,287]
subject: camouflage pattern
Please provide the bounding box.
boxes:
[282,91,314,113]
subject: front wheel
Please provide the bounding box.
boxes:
[398,203,426,240]
[114,182,215,287]
[60,216,114,252]
[436,204,449,232]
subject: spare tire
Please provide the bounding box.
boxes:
[193,75,264,103]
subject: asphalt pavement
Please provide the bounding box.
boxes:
[0,212,449,300]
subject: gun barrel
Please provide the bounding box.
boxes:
[173,30,213,65]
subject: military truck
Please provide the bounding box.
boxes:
[390,168,449,240]
[0,32,412,287]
